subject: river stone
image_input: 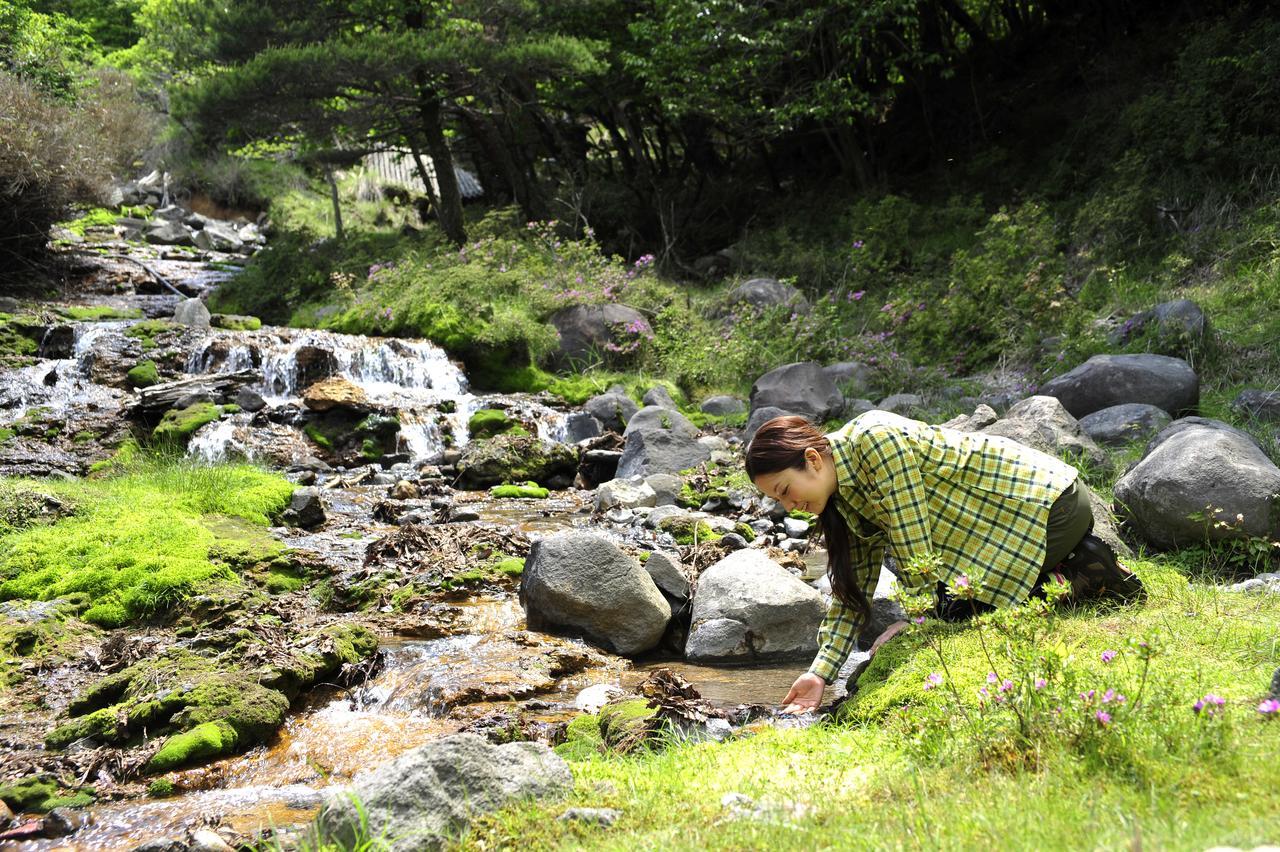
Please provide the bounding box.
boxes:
[749,362,843,422]
[584,393,638,433]
[685,550,825,663]
[455,434,578,490]
[234,387,266,413]
[642,385,678,410]
[979,395,1108,468]
[941,403,1000,432]
[644,551,689,600]
[549,304,649,368]
[823,362,871,398]
[1230,389,1280,423]
[1078,403,1172,448]
[723,277,810,315]
[1037,354,1199,418]
[1113,420,1280,550]
[302,377,369,412]
[877,393,926,415]
[616,406,709,479]
[282,487,326,529]
[1109,299,1208,355]
[644,473,683,506]
[317,734,571,851]
[193,220,244,252]
[294,345,340,389]
[743,406,800,447]
[144,220,193,246]
[172,298,211,329]
[564,412,602,442]
[700,395,746,416]
[595,476,657,511]
[522,533,670,654]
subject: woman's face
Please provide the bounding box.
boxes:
[752,448,837,515]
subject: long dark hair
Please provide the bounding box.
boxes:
[745,415,870,626]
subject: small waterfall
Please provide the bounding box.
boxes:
[189,417,248,463]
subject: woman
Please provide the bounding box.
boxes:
[745,410,1144,714]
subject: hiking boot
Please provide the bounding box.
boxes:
[1060,534,1146,603]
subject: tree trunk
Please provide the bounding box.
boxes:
[418,92,467,246]
[324,166,344,241]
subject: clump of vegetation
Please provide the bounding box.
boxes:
[55,304,143,321]
[490,482,550,499]
[125,359,159,388]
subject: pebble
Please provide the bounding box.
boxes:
[719,533,749,551]
[574,683,624,713]
[189,828,235,852]
[782,517,809,538]
[557,807,622,827]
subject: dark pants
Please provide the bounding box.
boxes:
[935,478,1095,621]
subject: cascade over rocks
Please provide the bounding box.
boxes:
[455,433,578,490]
[749,361,843,422]
[549,304,649,368]
[1037,354,1199,418]
[685,550,825,663]
[1113,419,1280,550]
[521,532,671,655]
[317,734,571,852]
[301,377,369,413]
[616,405,710,479]
[1078,403,1172,448]
[978,395,1108,468]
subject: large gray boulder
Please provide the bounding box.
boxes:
[455,434,578,489]
[616,406,709,478]
[144,220,193,246]
[521,532,671,655]
[641,385,678,410]
[742,405,797,447]
[172,298,211,329]
[750,362,843,422]
[1109,299,1208,355]
[721,277,810,315]
[584,392,638,433]
[685,550,825,663]
[700,395,746,416]
[1037,354,1199,418]
[979,396,1108,469]
[193,221,244,253]
[1078,403,1172,448]
[1230,389,1280,424]
[1113,420,1280,550]
[317,734,571,851]
[823,361,871,398]
[549,304,649,368]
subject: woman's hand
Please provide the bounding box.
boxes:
[780,672,825,715]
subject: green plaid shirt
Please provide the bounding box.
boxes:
[809,410,1078,683]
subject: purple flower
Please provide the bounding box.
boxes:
[911,615,925,624]
[923,673,943,690]
[955,575,971,590]
[852,240,865,249]
[1101,649,1117,664]
[999,679,1014,693]
[851,290,865,301]
[987,672,998,684]
[1095,710,1111,727]
[1034,678,1047,690]
[1102,689,1117,704]
[1257,699,1280,717]
[1193,693,1226,716]
[1079,689,1095,703]
[977,687,989,699]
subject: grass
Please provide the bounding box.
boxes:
[458,558,1280,850]
[0,456,294,626]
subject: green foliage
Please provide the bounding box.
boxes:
[147,777,176,798]
[468,409,517,439]
[0,457,294,626]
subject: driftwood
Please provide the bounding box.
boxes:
[129,369,259,415]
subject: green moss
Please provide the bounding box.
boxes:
[146,720,240,773]
[490,482,550,499]
[152,403,222,443]
[56,305,143,321]
[0,427,14,443]
[124,319,179,351]
[598,699,659,751]
[0,775,57,812]
[147,778,176,798]
[126,360,160,388]
[556,711,606,759]
[303,422,333,450]
[469,409,517,439]
[658,516,722,546]
[44,792,95,809]
[734,522,757,542]
[210,314,263,331]
[264,567,305,594]
[0,313,40,367]
[493,557,525,576]
[59,207,118,236]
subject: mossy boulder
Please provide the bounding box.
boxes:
[490,482,550,499]
[468,409,528,440]
[126,359,160,389]
[657,515,722,545]
[211,313,263,331]
[0,775,57,812]
[152,402,223,443]
[124,319,180,351]
[455,433,578,490]
[598,699,658,750]
[147,720,239,773]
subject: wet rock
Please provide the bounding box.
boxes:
[234,387,266,412]
[391,479,419,500]
[642,385,678,410]
[317,734,572,852]
[644,551,689,600]
[294,345,340,388]
[749,362,843,422]
[559,808,621,827]
[41,807,90,838]
[584,392,638,433]
[193,221,244,253]
[0,799,10,823]
[37,324,75,359]
[596,476,656,511]
[188,828,235,852]
[574,683,624,713]
[172,298,211,329]
[742,405,797,446]
[0,821,45,842]
[616,406,709,479]
[548,303,650,368]
[282,487,326,528]
[644,473,683,506]
[1078,403,1172,448]
[700,395,746,416]
[1037,353,1199,418]
[979,395,1108,468]
[131,370,258,416]
[455,434,578,490]
[565,411,602,442]
[302,377,369,412]
[686,550,825,663]
[1230,389,1280,423]
[720,532,749,550]
[129,838,186,852]
[522,532,671,655]
[144,220,193,246]
[1113,419,1280,550]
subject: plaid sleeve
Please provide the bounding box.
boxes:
[859,425,935,589]
[808,536,884,683]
